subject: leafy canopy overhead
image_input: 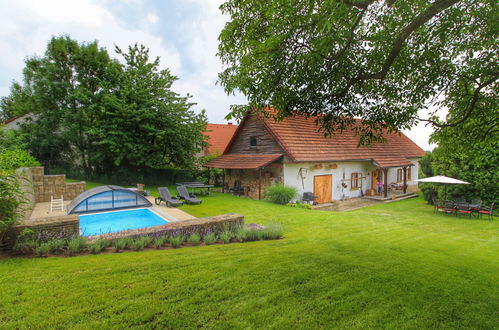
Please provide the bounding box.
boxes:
[218,0,498,143]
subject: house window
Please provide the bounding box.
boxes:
[397,167,411,182]
[250,136,257,146]
[351,173,359,190]
[397,169,403,182]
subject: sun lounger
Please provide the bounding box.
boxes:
[156,187,183,207]
[176,185,202,204]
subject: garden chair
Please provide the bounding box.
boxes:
[176,185,202,204]
[456,202,472,217]
[302,192,315,204]
[442,200,456,215]
[156,187,183,208]
[478,202,495,220]
[229,180,244,196]
[432,195,444,213]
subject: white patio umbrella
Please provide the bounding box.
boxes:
[416,175,470,200]
[416,176,470,185]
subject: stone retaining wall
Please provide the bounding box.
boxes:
[16,215,80,239]
[87,213,244,242]
[15,167,36,219]
[29,167,85,203]
[2,214,80,250]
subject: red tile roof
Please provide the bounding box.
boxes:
[3,115,21,125]
[204,154,283,169]
[257,110,425,163]
[202,123,238,155]
[372,157,415,168]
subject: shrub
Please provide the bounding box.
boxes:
[0,171,26,246]
[170,235,184,248]
[139,236,153,248]
[113,237,133,252]
[186,233,201,245]
[67,237,87,255]
[13,228,36,254]
[88,241,106,254]
[264,184,297,205]
[261,224,284,240]
[203,233,217,245]
[131,237,148,251]
[34,242,51,257]
[47,239,67,254]
[153,236,167,249]
[244,228,263,242]
[99,239,112,248]
[219,231,232,244]
[0,149,40,171]
[234,228,247,242]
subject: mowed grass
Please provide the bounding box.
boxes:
[1,193,498,328]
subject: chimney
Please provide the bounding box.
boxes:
[228,122,233,125]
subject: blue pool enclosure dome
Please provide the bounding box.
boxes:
[67,185,152,214]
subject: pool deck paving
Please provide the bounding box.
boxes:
[26,197,196,223]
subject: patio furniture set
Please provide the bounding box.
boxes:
[433,195,495,219]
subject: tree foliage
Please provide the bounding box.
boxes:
[427,103,498,204]
[0,36,206,175]
[218,0,498,143]
[0,171,25,247]
[0,149,40,171]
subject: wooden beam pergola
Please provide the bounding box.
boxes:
[382,168,389,198]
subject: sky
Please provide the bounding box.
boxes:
[0,0,438,150]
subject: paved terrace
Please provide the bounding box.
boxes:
[26,196,196,223]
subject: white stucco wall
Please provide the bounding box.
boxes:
[3,113,36,131]
[283,158,420,201]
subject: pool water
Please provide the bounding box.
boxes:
[79,208,169,236]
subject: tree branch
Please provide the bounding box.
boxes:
[418,74,498,128]
[337,0,461,98]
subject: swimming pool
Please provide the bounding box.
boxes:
[79,208,169,236]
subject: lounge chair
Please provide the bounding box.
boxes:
[176,185,202,204]
[156,187,183,207]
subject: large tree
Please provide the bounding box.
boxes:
[218,0,498,143]
[1,36,206,175]
[425,84,498,204]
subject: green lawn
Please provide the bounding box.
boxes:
[1,193,498,328]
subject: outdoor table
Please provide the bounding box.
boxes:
[176,182,215,195]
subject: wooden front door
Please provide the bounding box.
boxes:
[314,175,332,204]
[372,170,378,190]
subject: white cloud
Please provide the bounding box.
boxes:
[146,12,159,24]
[0,0,440,148]
[0,0,181,89]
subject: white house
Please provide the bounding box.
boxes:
[2,113,36,131]
[205,109,425,203]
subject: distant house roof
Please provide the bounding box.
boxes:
[206,109,425,168]
[3,115,22,125]
[202,123,238,155]
[2,113,36,131]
